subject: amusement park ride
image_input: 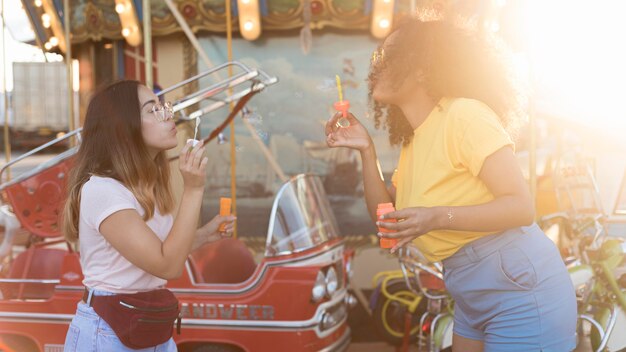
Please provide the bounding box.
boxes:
[0,62,356,352]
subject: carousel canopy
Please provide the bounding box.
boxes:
[19,0,418,45]
[18,0,506,50]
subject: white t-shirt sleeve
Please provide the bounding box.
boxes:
[81,177,138,232]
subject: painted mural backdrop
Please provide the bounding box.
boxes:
[196,32,398,237]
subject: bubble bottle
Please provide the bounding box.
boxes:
[219,197,232,232]
[333,75,350,128]
[377,203,398,249]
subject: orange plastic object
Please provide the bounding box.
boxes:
[333,100,351,118]
[219,197,232,232]
[1,156,75,238]
[377,202,398,249]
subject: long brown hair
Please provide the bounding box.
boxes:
[368,19,526,146]
[63,80,174,242]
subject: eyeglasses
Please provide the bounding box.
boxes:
[371,47,385,66]
[149,101,174,122]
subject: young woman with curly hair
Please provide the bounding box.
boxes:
[325,19,576,352]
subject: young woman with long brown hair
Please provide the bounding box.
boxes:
[62,80,235,351]
[325,19,576,351]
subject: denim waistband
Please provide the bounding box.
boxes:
[83,288,117,307]
[442,223,539,269]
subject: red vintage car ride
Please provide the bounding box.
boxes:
[0,143,355,352]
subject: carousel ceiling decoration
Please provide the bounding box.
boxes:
[21,0,504,47]
[19,0,461,47]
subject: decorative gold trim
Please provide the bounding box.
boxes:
[68,2,122,43]
[56,0,391,44]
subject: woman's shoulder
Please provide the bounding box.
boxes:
[83,175,133,197]
[447,98,494,116]
[445,97,500,126]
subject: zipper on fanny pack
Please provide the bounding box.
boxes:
[137,317,177,323]
[138,314,182,332]
[119,301,179,312]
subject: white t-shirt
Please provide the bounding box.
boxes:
[79,175,173,293]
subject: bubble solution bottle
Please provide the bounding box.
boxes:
[334,75,350,128]
[377,203,398,249]
[219,197,232,232]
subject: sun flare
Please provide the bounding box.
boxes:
[524,0,626,138]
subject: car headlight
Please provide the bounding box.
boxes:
[311,270,327,302]
[325,266,338,297]
[321,312,337,331]
[320,302,347,331]
[345,257,354,281]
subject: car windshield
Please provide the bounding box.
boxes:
[265,175,340,257]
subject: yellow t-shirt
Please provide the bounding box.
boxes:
[392,97,514,262]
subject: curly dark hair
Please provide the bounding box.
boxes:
[368,19,526,146]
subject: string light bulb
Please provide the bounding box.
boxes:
[237,0,261,40]
[371,0,395,38]
[115,3,126,13]
[115,0,142,46]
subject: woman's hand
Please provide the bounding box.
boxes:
[376,207,443,253]
[325,112,373,152]
[179,140,208,190]
[197,214,237,243]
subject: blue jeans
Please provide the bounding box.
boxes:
[64,290,177,352]
[442,224,577,352]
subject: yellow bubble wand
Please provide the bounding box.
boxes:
[336,75,343,102]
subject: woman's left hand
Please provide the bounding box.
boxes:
[376,207,441,253]
[197,214,237,243]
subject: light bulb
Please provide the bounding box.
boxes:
[115,3,126,13]
[379,19,390,29]
[243,20,254,31]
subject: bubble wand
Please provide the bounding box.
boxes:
[333,75,350,128]
[186,117,201,146]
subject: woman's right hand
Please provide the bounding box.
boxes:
[325,111,373,151]
[179,140,209,189]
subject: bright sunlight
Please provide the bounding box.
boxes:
[524,0,626,141]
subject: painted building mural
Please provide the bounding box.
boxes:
[195,32,397,237]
